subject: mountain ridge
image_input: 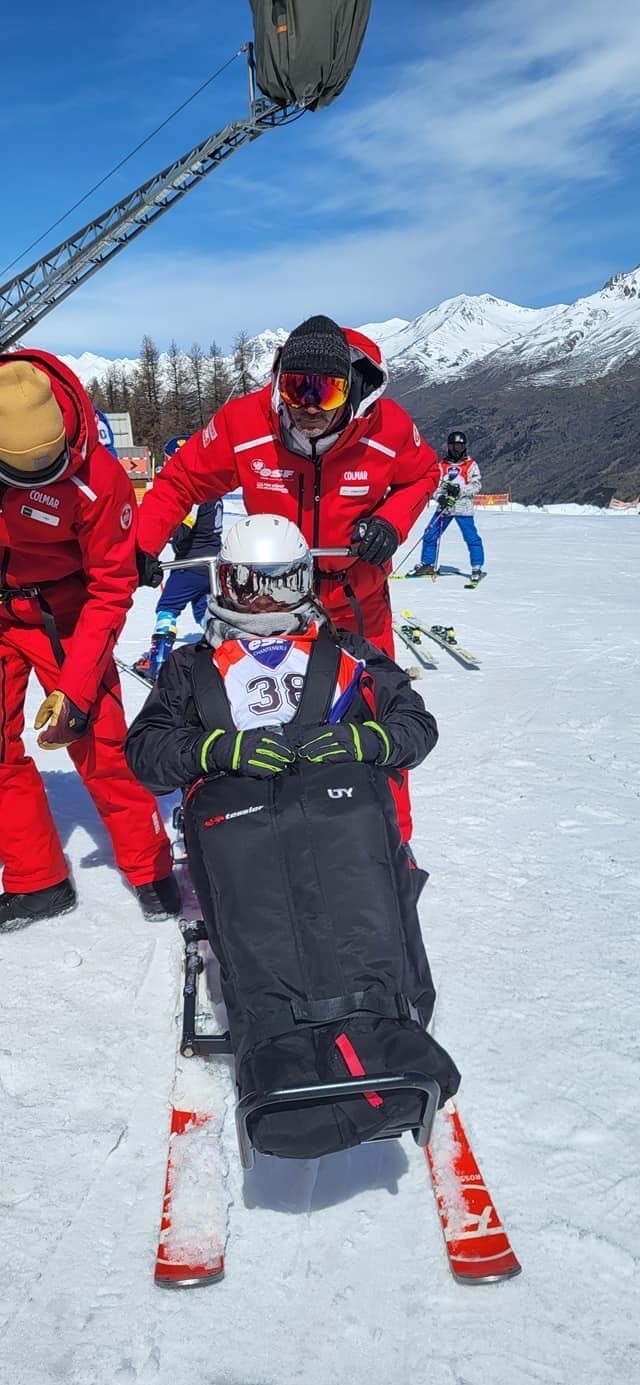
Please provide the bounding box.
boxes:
[60,266,640,391]
[57,266,640,503]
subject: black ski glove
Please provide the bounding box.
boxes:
[294,721,392,765]
[437,493,456,511]
[351,516,399,566]
[200,728,296,779]
[445,482,460,497]
[136,550,164,589]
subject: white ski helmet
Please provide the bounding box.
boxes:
[217,514,313,612]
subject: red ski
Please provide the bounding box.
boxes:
[426,1100,521,1283]
[154,1106,225,1287]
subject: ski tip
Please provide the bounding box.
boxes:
[449,1253,522,1284]
[154,1106,225,1288]
[154,1257,225,1288]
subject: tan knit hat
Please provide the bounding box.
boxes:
[0,360,66,482]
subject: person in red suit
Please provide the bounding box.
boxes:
[136,316,440,841]
[0,352,180,931]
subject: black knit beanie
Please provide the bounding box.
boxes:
[279,315,351,379]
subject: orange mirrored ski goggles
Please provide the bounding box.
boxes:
[279,372,350,411]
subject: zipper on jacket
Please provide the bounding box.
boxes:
[311,440,321,551]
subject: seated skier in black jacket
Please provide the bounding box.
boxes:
[125,513,460,1160]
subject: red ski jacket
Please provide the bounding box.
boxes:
[0,350,138,711]
[137,329,439,621]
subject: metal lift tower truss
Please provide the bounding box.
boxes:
[0,51,293,351]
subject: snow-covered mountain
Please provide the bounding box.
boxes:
[360,295,555,382]
[477,268,640,383]
[59,332,290,395]
[61,266,640,391]
[59,350,140,385]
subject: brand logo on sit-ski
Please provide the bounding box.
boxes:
[29,490,59,509]
[204,804,266,827]
[327,787,354,800]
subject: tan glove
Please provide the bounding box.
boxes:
[34,690,91,750]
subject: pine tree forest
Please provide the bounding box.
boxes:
[86,331,258,461]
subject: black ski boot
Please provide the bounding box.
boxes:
[407,563,437,578]
[0,878,77,933]
[134,873,182,920]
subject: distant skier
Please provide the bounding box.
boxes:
[133,453,223,681]
[125,514,460,1158]
[408,430,486,582]
[0,352,180,930]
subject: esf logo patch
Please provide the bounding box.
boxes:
[252,460,294,480]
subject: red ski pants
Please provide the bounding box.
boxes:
[0,623,172,893]
[326,582,413,842]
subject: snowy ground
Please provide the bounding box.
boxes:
[1,511,639,1385]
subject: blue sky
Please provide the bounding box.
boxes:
[3,0,640,356]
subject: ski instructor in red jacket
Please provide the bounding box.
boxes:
[0,351,179,931]
[136,316,440,839]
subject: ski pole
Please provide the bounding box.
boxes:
[115,656,154,690]
[393,495,448,577]
[393,532,423,576]
[434,509,446,574]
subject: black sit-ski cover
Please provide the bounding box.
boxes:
[184,637,460,1158]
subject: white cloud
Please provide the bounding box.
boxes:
[24,206,558,356]
[320,0,640,197]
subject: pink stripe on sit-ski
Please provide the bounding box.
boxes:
[335,1032,383,1108]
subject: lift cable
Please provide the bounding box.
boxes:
[0,49,243,278]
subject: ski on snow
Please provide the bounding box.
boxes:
[426,1100,521,1282]
[393,619,438,670]
[391,566,485,588]
[391,565,458,581]
[115,655,153,691]
[401,610,480,669]
[154,869,521,1290]
[154,1106,224,1286]
[154,832,228,1287]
